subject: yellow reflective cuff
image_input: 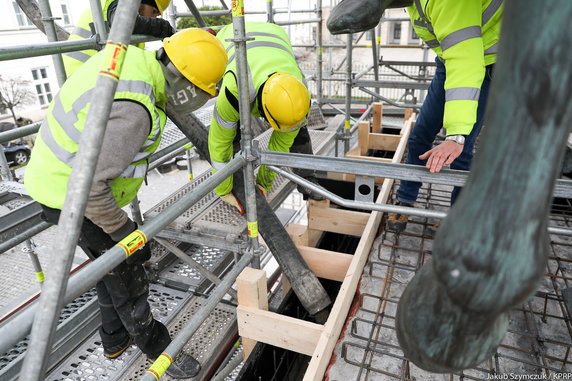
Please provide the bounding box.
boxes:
[247,221,259,238]
[117,230,148,259]
[147,353,173,380]
[36,271,45,283]
[99,42,128,81]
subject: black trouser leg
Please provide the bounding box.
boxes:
[39,205,171,359]
[290,126,315,178]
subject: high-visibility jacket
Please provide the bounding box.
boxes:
[208,21,305,196]
[26,47,167,209]
[407,0,503,136]
[63,0,144,77]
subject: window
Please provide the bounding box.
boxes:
[390,22,402,44]
[409,24,420,44]
[31,68,52,107]
[60,2,71,25]
[12,1,34,27]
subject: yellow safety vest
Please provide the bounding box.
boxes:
[26,47,167,209]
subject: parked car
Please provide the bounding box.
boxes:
[1,142,31,167]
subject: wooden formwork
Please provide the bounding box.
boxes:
[236,104,415,380]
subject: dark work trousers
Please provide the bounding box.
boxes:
[396,58,494,205]
[40,205,171,359]
[233,124,316,178]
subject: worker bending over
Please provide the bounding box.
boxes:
[25,29,227,379]
[64,0,174,77]
[328,0,502,234]
[209,21,324,214]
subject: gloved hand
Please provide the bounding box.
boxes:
[220,193,245,215]
[151,17,175,38]
[126,244,152,265]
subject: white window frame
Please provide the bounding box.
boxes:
[389,22,402,44]
[12,1,35,28]
[60,1,71,26]
[31,68,53,107]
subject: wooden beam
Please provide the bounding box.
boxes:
[286,223,309,246]
[358,121,370,155]
[303,117,414,381]
[308,206,369,237]
[298,246,353,282]
[237,306,324,356]
[372,102,383,133]
[307,198,330,247]
[368,133,401,152]
[236,268,268,359]
[404,108,413,125]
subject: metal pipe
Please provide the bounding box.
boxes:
[37,0,66,86]
[343,34,353,154]
[88,0,108,43]
[19,1,143,378]
[316,0,323,105]
[186,148,193,180]
[183,0,206,27]
[210,349,244,381]
[0,122,40,143]
[167,1,177,28]
[354,64,375,81]
[275,18,321,26]
[231,1,261,268]
[154,237,238,299]
[140,252,252,381]
[24,240,44,285]
[0,221,51,254]
[267,0,274,23]
[371,28,380,95]
[148,141,190,170]
[349,103,373,134]
[268,165,446,219]
[0,38,98,61]
[359,86,422,109]
[0,156,246,357]
[129,196,144,226]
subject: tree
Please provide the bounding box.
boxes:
[177,5,231,30]
[0,76,36,124]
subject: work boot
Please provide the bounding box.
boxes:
[386,201,413,233]
[297,176,325,201]
[101,328,132,359]
[149,352,201,379]
[327,0,384,35]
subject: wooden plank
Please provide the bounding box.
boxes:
[303,117,414,381]
[236,268,268,359]
[372,103,383,133]
[346,146,360,156]
[308,207,369,237]
[404,108,413,124]
[307,199,330,247]
[286,223,308,246]
[298,246,353,282]
[368,133,401,152]
[237,306,324,356]
[358,121,370,155]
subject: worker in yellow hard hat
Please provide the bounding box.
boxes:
[64,0,174,77]
[25,28,227,379]
[209,21,324,214]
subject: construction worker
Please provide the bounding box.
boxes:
[25,29,227,378]
[209,21,323,213]
[63,0,174,77]
[328,0,501,233]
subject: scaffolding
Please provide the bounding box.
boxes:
[0,1,572,381]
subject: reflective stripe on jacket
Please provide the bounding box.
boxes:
[408,0,503,135]
[63,0,144,77]
[208,22,302,196]
[25,47,167,209]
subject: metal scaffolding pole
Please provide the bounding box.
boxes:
[0,156,246,357]
[18,1,143,379]
[371,27,380,95]
[316,0,323,105]
[37,0,66,86]
[140,252,253,381]
[183,0,206,27]
[167,1,177,29]
[0,38,98,61]
[343,34,353,154]
[267,0,274,23]
[230,0,262,268]
[88,0,109,43]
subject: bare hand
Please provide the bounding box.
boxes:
[419,140,463,173]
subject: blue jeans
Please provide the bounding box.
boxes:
[397,58,494,205]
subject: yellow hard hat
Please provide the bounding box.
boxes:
[163,28,228,96]
[262,73,311,132]
[154,0,170,14]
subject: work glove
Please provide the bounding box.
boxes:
[220,193,245,215]
[138,16,175,38]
